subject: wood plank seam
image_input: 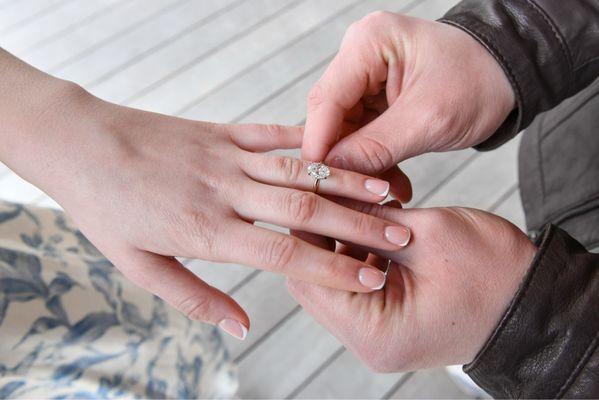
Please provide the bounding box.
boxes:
[0,0,74,36]
[85,0,248,88]
[488,182,519,212]
[19,0,135,56]
[172,0,363,116]
[120,0,307,106]
[46,0,192,74]
[234,305,302,363]
[286,346,346,399]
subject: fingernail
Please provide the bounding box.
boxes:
[385,226,411,247]
[359,268,387,290]
[218,319,248,340]
[330,155,349,169]
[365,179,390,197]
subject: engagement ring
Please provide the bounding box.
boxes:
[307,162,330,194]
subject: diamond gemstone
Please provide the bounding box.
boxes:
[307,162,330,179]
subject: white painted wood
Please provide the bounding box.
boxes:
[126,0,356,113]
[236,311,341,399]
[89,0,298,104]
[222,273,297,360]
[0,0,66,36]
[389,368,471,399]
[294,350,405,399]
[21,0,183,72]
[240,63,326,125]
[424,137,520,209]
[402,150,477,206]
[0,172,45,203]
[1,0,118,54]
[58,0,238,86]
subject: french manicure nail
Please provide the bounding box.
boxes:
[365,179,390,197]
[359,267,386,290]
[385,226,411,247]
[218,319,248,340]
[330,155,349,169]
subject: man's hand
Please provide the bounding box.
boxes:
[302,12,516,175]
[288,204,536,371]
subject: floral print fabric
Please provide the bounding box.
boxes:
[0,201,237,399]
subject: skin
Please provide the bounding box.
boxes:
[301,12,516,172]
[294,12,537,369]
[0,48,413,339]
[288,202,537,371]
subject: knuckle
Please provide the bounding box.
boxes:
[322,253,347,282]
[307,83,326,111]
[264,123,284,139]
[420,102,461,141]
[351,212,376,236]
[263,236,299,272]
[354,135,395,173]
[286,191,319,224]
[276,156,303,184]
[175,294,212,321]
[177,211,216,257]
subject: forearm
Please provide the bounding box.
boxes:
[440,0,599,150]
[0,48,103,199]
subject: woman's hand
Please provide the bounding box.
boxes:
[288,203,536,371]
[0,50,412,339]
[301,11,516,175]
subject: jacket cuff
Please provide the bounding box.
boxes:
[463,225,599,398]
[439,0,573,150]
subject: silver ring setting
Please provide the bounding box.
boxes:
[307,162,330,193]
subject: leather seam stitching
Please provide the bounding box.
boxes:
[464,226,555,372]
[556,332,599,398]
[524,0,574,93]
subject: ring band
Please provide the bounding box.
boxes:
[307,162,330,194]
[313,179,321,194]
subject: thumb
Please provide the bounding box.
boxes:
[325,101,428,175]
[301,22,389,162]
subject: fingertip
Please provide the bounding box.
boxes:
[218,318,249,341]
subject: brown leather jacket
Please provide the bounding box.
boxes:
[440,1,599,398]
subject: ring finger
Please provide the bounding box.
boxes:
[239,152,390,202]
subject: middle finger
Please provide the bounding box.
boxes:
[234,183,411,252]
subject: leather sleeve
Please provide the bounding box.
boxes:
[463,225,599,398]
[439,0,599,150]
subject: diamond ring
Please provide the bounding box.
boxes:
[307,162,330,194]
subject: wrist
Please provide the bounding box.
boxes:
[0,74,105,198]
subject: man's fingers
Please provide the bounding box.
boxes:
[302,35,388,162]
[229,123,303,152]
[226,222,387,292]
[117,251,250,340]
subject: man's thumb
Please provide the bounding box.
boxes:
[325,110,416,175]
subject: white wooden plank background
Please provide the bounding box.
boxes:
[0,1,527,398]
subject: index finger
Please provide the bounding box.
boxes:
[302,29,388,162]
